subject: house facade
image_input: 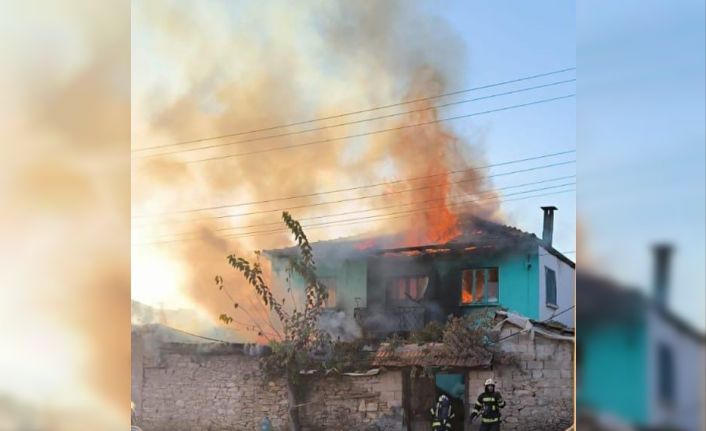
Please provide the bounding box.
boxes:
[577,246,706,431]
[266,207,575,334]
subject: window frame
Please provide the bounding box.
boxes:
[460,267,500,306]
[386,274,429,305]
[657,343,675,404]
[545,266,558,308]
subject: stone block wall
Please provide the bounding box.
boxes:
[135,340,404,431]
[139,348,289,431]
[299,370,404,431]
[468,328,574,431]
[134,327,573,431]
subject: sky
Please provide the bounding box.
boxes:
[428,1,577,256]
[131,1,577,312]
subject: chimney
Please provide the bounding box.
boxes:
[653,244,673,310]
[540,206,558,247]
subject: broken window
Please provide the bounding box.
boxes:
[545,267,557,307]
[461,268,499,305]
[319,277,337,308]
[387,275,429,304]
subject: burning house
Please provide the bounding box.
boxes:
[265,206,575,338]
[131,207,576,431]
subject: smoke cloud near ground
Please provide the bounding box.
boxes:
[131,1,503,341]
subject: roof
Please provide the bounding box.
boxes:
[265,215,575,267]
[577,272,706,344]
[371,342,493,368]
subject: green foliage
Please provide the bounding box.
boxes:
[441,310,497,358]
[409,320,445,344]
[323,339,372,373]
[215,211,332,383]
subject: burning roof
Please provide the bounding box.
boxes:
[265,215,575,267]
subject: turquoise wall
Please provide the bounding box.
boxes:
[434,251,540,320]
[271,249,540,321]
[577,322,648,424]
[271,256,367,315]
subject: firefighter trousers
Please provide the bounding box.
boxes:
[478,422,500,431]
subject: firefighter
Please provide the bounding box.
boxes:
[470,378,505,431]
[430,394,455,430]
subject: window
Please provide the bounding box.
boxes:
[387,276,429,304]
[658,343,674,403]
[319,277,337,308]
[545,267,557,307]
[461,268,499,305]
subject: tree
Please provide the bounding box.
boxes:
[215,212,330,431]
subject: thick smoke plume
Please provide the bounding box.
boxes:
[132,1,502,343]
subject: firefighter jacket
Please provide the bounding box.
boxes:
[472,391,505,424]
[430,400,454,429]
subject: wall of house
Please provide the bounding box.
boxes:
[434,250,540,321]
[577,321,648,425]
[647,310,706,431]
[473,325,574,431]
[271,256,367,314]
[538,246,575,327]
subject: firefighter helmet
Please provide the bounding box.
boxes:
[438,394,449,403]
[484,378,496,386]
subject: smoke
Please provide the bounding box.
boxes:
[132,1,502,341]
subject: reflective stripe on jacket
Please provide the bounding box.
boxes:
[471,391,505,421]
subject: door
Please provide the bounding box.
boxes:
[404,370,436,431]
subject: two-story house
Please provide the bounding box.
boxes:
[265,206,575,337]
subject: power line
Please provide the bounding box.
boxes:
[134,159,574,227]
[133,149,575,219]
[222,183,575,240]
[132,67,575,152]
[132,186,575,246]
[134,78,575,159]
[178,94,575,164]
[147,175,576,238]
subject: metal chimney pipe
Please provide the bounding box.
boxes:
[541,206,558,247]
[653,244,673,310]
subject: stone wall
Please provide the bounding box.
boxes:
[138,344,289,431]
[468,327,574,431]
[299,371,404,431]
[134,337,404,431]
[134,326,573,431]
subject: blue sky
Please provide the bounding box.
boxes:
[428,1,704,331]
[427,2,577,256]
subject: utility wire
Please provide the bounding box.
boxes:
[132,186,575,246]
[133,150,574,219]
[179,94,575,164]
[221,183,575,240]
[134,78,575,159]
[133,67,575,152]
[134,159,575,224]
[146,175,576,238]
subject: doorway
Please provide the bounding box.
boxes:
[403,370,466,431]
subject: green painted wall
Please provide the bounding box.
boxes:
[433,251,540,320]
[271,256,367,315]
[272,250,540,321]
[577,322,648,424]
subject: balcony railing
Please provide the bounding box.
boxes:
[354,305,425,335]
